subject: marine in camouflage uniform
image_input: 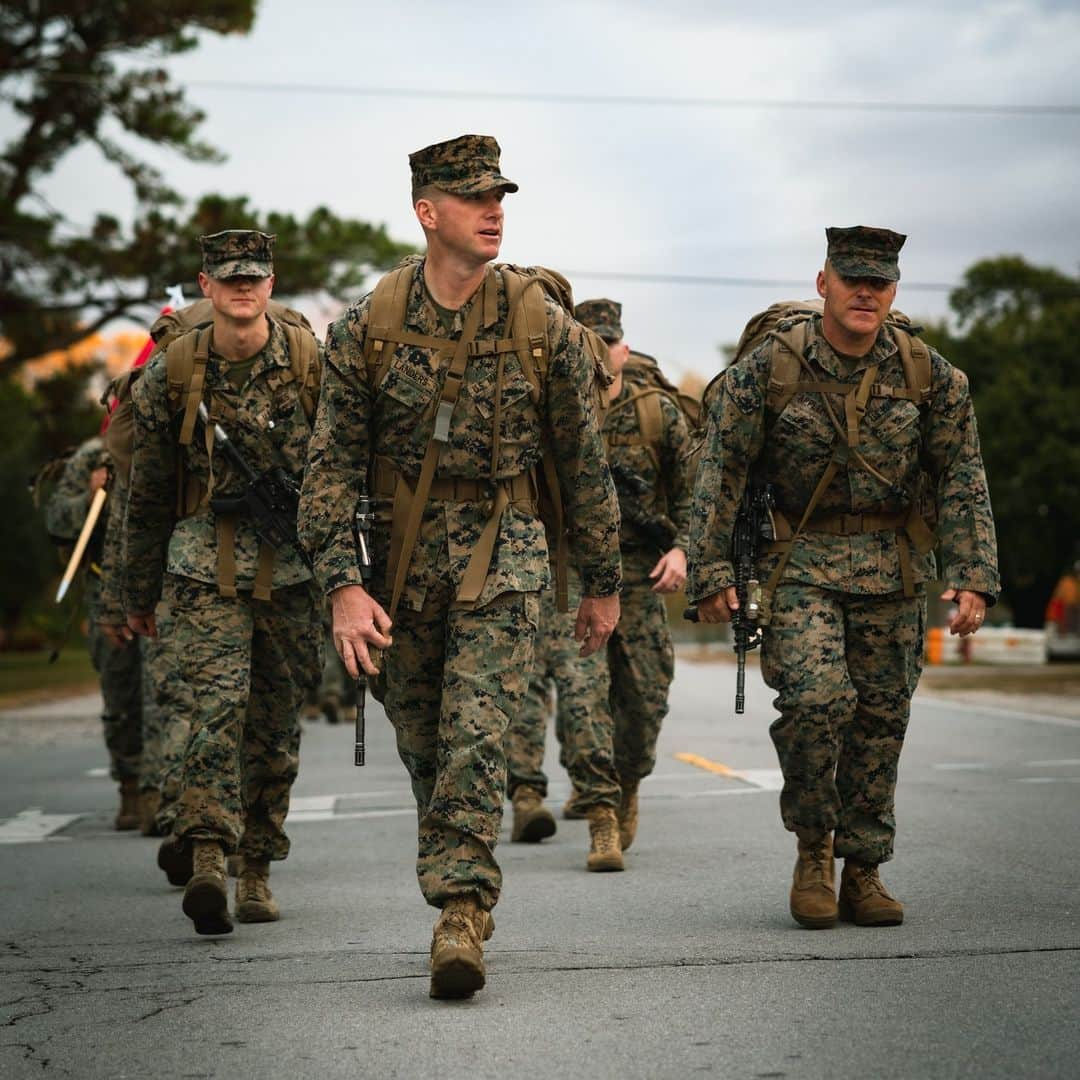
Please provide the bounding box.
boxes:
[688,226,999,929]
[298,135,621,998]
[123,230,323,935]
[46,436,143,828]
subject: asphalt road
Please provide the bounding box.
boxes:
[1,651,1078,1079]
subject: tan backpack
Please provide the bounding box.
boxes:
[702,299,935,599]
[361,258,611,615]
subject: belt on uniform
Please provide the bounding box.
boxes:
[373,455,539,611]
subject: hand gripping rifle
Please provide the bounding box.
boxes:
[351,494,376,767]
[197,402,310,568]
[684,482,775,714]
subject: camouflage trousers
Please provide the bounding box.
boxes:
[87,620,142,782]
[383,574,539,911]
[608,553,675,785]
[140,601,193,829]
[504,584,619,810]
[760,584,926,865]
[167,574,322,861]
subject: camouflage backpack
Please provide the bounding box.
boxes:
[609,349,702,473]
[361,257,612,615]
[702,298,935,598]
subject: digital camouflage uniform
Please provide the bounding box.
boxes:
[298,164,621,910]
[46,436,142,783]
[123,233,323,864]
[688,229,999,866]
[602,353,692,790]
[503,567,619,811]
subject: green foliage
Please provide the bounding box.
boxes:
[0,0,413,371]
[921,257,1080,627]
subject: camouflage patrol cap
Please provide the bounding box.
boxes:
[574,298,623,341]
[199,230,275,279]
[825,225,906,282]
[409,134,519,196]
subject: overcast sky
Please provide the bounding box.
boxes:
[30,0,1080,380]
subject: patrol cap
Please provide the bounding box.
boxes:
[825,225,905,282]
[574,298,623,341]
[409,134,519,196]
[199,230,275,280]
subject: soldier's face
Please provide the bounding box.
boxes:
[816,265,896,343]
[198,272,274,322]
[418,189,505,265]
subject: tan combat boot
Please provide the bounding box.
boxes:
[227,854,244,877]
[617,779,640,851]
[790,831,838,929]
[139,789,162,836]
[586,806,625,872]
[182,840,233,935]
[115,778,140,831]
[157,835,193,887]
[510,785,556,843]
[429,895,494,999]
[235,860,280,923]
[839,860,904,926]
[562,787,586,820]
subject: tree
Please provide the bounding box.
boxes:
[0,1,412,371]
[922,257,1080,627]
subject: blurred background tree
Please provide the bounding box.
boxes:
[922,257,1080,628]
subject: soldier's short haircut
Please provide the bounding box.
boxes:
[412,183,445,207]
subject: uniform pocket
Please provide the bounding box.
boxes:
[380,365,436,415]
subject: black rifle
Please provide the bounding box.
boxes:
[684,482,775,714]
[351,493,376,767]
[197,402,310,568]
[608,460,678,554]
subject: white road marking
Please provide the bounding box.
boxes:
[917,695,1080,729]
[932,763,990,770]
[1014,777,1080,784]
[1024,759,1080,767]
[85,767,109,778]
[0,808,80,844]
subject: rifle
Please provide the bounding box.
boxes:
[684,482,775,714]
[351,493,376,767]
[608,460,678,554]
[197,402,310,567]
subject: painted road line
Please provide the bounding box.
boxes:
[85,767,109,778]
[0,808,80,844]
[674,753,784,790]
[1024,759,1080,767]
[1013,777,1080,784]
[932,763,990,770]
[287,807,416,823]
[917,695,1080,729]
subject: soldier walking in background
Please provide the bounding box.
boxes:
[688,226,999,929]
[46,435,143,830]
[123,230,323,936]
[578,299,693,852]
[299,135,621,999]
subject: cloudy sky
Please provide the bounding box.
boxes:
[33,0,1080,380]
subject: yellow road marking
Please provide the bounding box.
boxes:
[674,752,746,780]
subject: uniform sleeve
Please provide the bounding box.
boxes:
[660,395,693,552]
[44,439,98,540]
[96,473,128,625]
[687,355,768,603]
[543,306,622,597]
[923,352,1001,602]
[122,356,177,614]
[298,308,372,594]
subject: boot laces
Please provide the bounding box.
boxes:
[193,844,223,875]
[590,813,619,855]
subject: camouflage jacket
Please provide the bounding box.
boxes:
[44,436,109,612]
[299,261,621,610]
[603,375,692,566]
[688,316,1000,603]
[123,318,321,614]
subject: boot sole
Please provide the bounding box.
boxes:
[183,876,234,935]
[429,949,485,999]
[157,840,193,888]
[587,856,625,872]
[791,908,838,929]
[511,814,556,843]
[235,902,280,924]
[838,898,903,926]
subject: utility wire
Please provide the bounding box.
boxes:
[26,72,1080,117]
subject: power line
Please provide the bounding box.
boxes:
[28,73,1080,117]
[562,270,959,292]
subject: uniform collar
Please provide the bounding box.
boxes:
[806,314,897,376]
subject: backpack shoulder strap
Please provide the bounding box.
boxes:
[364,263,419,389]
[503,269,550,402]
[891,326,933,405]
[278,320,320,423]
[166,327,212,446]
[764,321,812,412]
